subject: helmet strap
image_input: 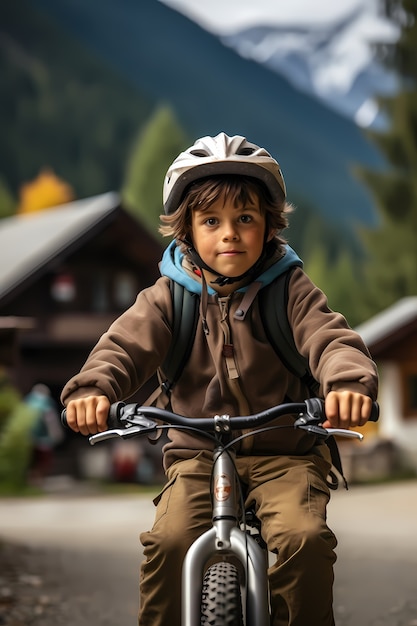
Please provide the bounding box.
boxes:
[184,238,273,287]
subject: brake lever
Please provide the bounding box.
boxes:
[89,428,137,445]
[296,423,329,438]
[327,428,363,441]
[89,416,158,446]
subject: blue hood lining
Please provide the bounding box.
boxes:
[159,240,303,296]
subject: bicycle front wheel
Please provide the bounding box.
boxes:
[201,561,244,626]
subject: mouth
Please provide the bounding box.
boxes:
[218,249,243,256]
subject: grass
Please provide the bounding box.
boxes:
[0,483,44,497]
[0,478,163,498]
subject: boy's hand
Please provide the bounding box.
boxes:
[65,395,110,436]
[323,391,373,430]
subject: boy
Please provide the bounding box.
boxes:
[62,132,378,625]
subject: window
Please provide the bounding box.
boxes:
[114,272,136,309]
[401,363,417,418]
[50,273,76,303]
[92,273,109,312]
[407,374,417,413]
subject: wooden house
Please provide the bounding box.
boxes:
[0,192,163,404]
[0,193,166,482]
[356,298,417,472]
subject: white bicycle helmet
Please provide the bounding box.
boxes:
[163,132,286,215]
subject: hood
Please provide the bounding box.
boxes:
[159,240,303,296]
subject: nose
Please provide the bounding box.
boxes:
[222,221,239,241]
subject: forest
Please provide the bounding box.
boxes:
[1,0,416,326]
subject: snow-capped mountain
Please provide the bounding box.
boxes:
[160,0,399,128]
[28,0,390,228]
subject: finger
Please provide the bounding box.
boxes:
[324,392,340,428]
[341,393,357,427]
[77,401,92,436]
[96,396,110,432]
[336,393,351,427]
[359,395,373,426]
[65,402,80,433]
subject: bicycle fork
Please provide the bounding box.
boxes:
[181,445,270,626]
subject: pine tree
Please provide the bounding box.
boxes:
[359,0,417,315]
[121,106,190,241]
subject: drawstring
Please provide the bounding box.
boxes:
[200,271,210,335]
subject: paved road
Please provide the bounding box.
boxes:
[1,480,417,625]
[328,481,417,625]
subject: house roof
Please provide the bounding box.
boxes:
[0,192,122,302]
[356,297,417,353]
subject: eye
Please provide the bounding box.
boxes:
[204,217,218,226]
[239,214,253,223]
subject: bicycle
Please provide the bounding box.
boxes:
[62,397,379,626]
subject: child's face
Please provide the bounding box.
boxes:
[191,191,270,286]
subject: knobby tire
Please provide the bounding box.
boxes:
[200,561,244,626]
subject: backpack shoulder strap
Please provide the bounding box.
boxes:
[259,268,319,396]
[260,268,348,488]
[159,280,199,398]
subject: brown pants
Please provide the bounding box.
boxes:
[139,449,337,626]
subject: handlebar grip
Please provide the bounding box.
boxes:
[107,401,126,428]
[369,401,380,422]
[61,408,68,428]
[60,401,126,430]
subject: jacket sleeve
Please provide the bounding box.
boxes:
[287,268,378,399]
[60,278,173,405]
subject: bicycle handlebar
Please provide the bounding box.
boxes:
[61,398,379,445]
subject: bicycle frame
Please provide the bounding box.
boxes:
[182,434,269,626]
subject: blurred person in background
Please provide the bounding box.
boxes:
[25,383,63,486]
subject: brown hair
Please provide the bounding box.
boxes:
[159,174,292,253]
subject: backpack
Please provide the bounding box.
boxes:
[160,267,318,398]
[154,267,346,489]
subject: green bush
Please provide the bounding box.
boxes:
[0,376,21,431]
[0,402,36,493]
